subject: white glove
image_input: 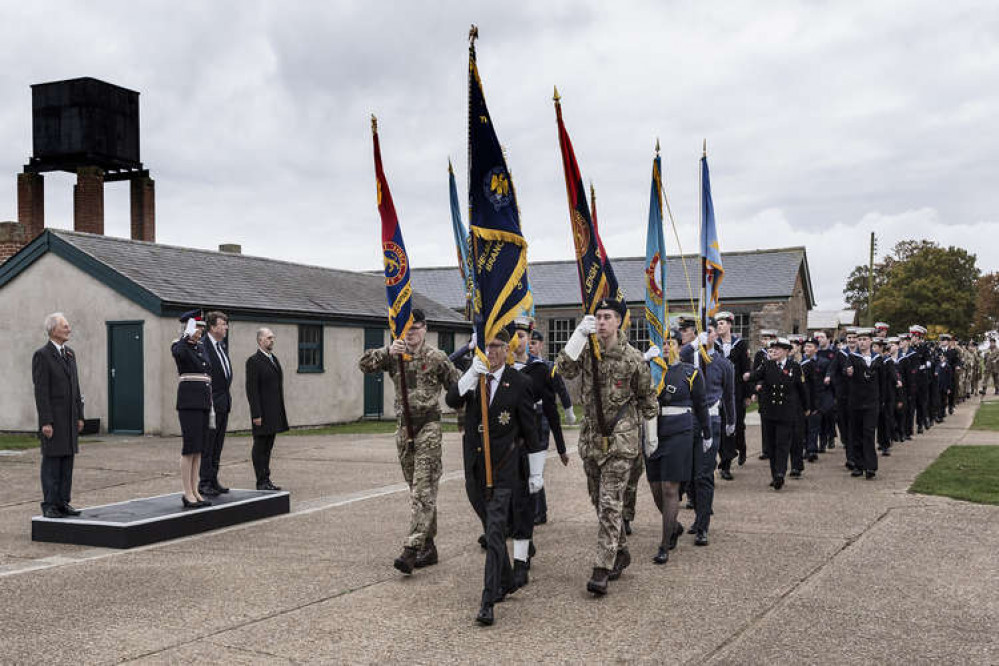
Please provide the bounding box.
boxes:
[725,423,736,437]
[701,437,713,453]
[563,315,596,361]
[528,451,546,493]
[468,330,477,350]
[644,344,661,362]
[458,356,489,395]
[644,417,659,456]
[564,408,577,425]
[697,331,709,347]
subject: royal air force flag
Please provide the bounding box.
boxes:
[645,149,669,393]
[448,159,475,319]
[700,149,724,318]
[468,39,532,360]
[371,117,414,342]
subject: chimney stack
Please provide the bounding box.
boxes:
[219,243,242,254]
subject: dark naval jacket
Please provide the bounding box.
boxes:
[171,338,212,411]
[751,358,809,423]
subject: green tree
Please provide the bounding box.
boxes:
[971,272,999,337]
[842,240,979,337]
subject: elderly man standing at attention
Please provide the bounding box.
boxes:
[557,297,658,596]
[33,313,85,518]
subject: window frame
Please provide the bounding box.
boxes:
[297,324,324,373]
[547,317,576,362]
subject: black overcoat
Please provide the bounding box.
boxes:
[245,350,289,435]
[32,342,84,457]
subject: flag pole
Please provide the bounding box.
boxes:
[700,139,707,334]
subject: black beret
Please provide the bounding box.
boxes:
[594,297,627,320]
[411,308,426,325]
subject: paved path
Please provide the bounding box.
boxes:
[1,398,996,664]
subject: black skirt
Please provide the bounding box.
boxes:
[646,430,694,483]
[178,409,209,455]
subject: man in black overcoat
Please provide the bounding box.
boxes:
[245,327,289,490]
[32,313,85,518]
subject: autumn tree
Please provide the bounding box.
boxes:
[971,272,999,337]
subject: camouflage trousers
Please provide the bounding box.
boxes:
[396,418,442,550]
[583,454,635,570]
[622,454,644,522]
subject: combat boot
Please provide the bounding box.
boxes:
[393,546,418,575]
[414,539,438,568]
[586,567,610,595]
[607,548,631,581]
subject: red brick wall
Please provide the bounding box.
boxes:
[16,172,44,239]
[0,221,28,264]
[73,167,104,235]
[129,175,155,242]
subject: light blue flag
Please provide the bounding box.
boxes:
[448,160,474,320]
[644,150,668,394]
[700,150,724,322]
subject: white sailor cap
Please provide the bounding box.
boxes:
[855,327,875,337]
[760,329,779,338]
[874,321,890,331]
[773,337,793,350]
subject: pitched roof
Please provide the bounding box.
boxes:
[807,309,857,329]
[410,247,813,311]
[0,230,467,327]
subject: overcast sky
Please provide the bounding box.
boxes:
[1,1,997,310]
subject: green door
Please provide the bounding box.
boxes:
[108,322,144,433]
[363,327,384,418]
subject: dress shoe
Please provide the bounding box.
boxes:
[653,546,670,564]
[414,540,438,568]
[695,531,709,546]
[393,547,418,575]
[881,449,891,457]
[719,468,734,481]
[512,559,530,589]
[623,519,632,536]
[608,548,631,581]
[533,513,548,525]
[586,567,610,595]
[687,525,698,535]
[685,499,695,510]
[789,469,802,478]
[195,499,213,508]
[845,462,855,470]
[475,602,494,626]
[865,471,876,480]
[772,476,785,490]
[42,506,66,519]
[181,496,200,509]
[851,468,864,477]
[257,480,281,491]
[668,522,683,550]
[758,453,769,460]
[738,452,747,465]
[807,453,819,462]
[214,481,230,494]
[827,441,836,449]
[200,485,220,497]
[917,425,924,434]
[60,504,82,516]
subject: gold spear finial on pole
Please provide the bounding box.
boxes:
[655,137,661,155]
[371,114,378,135]
[553,85,561,104]
[469,24,478,44]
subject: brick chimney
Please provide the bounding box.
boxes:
[0,221,28,264]
[73,167,105,235]
[16,173,44,240]
[130,175,155,242]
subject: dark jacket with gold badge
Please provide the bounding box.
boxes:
[751,358,809,423]
[446,365,539,491]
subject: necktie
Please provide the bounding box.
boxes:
[218,341,231,378]
[60,348,67,362]
[486,373,495,403]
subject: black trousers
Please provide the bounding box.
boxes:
[820,407,836,448]
[40,454,74,511]
[251,433,277,486]
[761,418,793,479]
[836,397,852,458]
[916,383,930,428]
[850,408,878,472]
[199,409,229,487]
[482,487,515,604]
[719,399,747,471]
[693,420,720,532]
[806,411,822,455]
[790,416,805,472]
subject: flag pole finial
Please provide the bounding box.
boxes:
[655,138,661,155]
[469,24,478,44]
[702,138,707,156]
[371,114,378,135]
[448,157,453,174]
[590,181,596,202]
[553,86,561,104]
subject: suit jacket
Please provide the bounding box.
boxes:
[32,341,84,457]
[751,359,809,422]
[446,366,539,491]
[203,336,233,413]
[245,350,289,435]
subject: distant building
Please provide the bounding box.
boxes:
[411,246,814,358]
[807,309,858,339]
[0,230,469,435]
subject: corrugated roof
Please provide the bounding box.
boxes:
[39,231,467,325]
[410,247,811,311]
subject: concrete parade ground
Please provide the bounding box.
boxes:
[1,400,997,665]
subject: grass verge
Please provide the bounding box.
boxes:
[971,401,999,431]
[910,445,999,505]
[0,433,41,450]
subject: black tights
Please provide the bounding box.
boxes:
[649,481,680,549]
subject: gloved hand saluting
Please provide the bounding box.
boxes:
[563,315,597,361]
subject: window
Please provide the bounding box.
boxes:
[547,317,576,362]
[438,330,455,355]
[733,313,750,340]
[628,314,650,350]
[297,324,323,372]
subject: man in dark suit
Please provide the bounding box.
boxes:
[446,328,539,627]
[245,327,288,490]
[199,311,233,497]
[32,313,85,518]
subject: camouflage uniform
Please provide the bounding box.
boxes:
[622,454,643,523]
[967,346,981,396]
[359,343,458,549]
[558,329,658,570]
[985,346,999,394]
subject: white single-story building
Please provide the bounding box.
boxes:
[0,230,470,435]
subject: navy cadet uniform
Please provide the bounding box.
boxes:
[752,330,777,460]
[750,337,809,489]
[171,313,212,461]
[814,341,838,450]
[799,345,827,462]
[842,330,886,479]
[909,326,933,432]
[715,311,751,477]
[826,335,856,466]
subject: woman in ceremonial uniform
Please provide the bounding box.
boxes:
[172,310,213,508]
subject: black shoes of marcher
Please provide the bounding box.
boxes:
[511,559,530,590]
[685,499,695,510]
[214,481,230,494]
[881,449,891,457]
[608,549,631,581]
[414,541,438,568]
[475,602,494,626]
[669,522,683,550]
[393,547,418,575]
[695,531,709,546]
[845,462,855,470]
[200,485,220,497]
[789,469,802,478]
[828,441,836,449]
[851,468,864,477]
[917,425,924,434]
[533,513,548,525]
[60,504,82,516]
[738,452,747,465]
[653,546,670,564]
[719,468,734,481]
[758,453,769,460]
[257,480,281,491]
[807,453,819,462]
[623,519,632,535]
[478,534,487,549]
[772,476,785,490]
[181,496,199,509]
[865,471,876,480]
[687,525,697,535]
[42,507,65,518]
[586,567,610,595]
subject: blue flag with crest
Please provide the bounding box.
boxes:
[645,149,668,393]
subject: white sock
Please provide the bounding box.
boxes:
[513,539,530,562]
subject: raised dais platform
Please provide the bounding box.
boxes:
[31,489,290,549]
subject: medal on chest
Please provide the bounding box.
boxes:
[497,410,511,425]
